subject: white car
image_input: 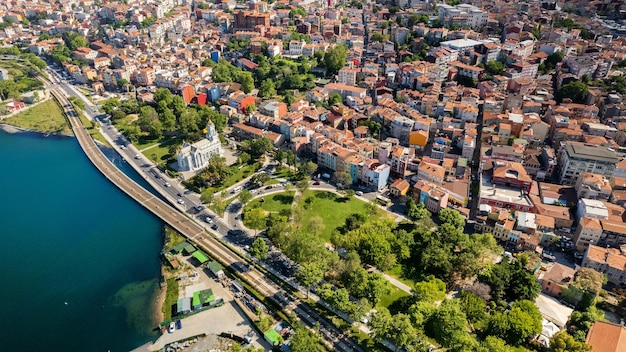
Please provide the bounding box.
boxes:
[177,199,184,205]
[204,217,213,224]
[164,182,171,187]
[168,322,175,333]
[355,191,364,196]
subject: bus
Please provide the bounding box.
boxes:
[376,195,392,206]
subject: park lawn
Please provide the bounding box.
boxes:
[386,264,416,289]
[300,190,370,242]
[141,137,181,164]
[247,191,295,214]
[273,166,297,181]
[266,178,280,185]
[378,286,411,310]
[4,99,72,135]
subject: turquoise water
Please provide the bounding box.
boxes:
[0,129,163,351]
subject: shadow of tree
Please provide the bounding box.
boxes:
[271,193,294,205]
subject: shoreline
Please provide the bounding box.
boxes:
[0,122,74,137]
[153,267,167,325]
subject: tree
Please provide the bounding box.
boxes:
[298,160,317,177]
[213,197,227,216]
[558,81,588,103]
[485,60,505,75]
[237,71,254,94]
[438,208,465,228]
[259,78,276,98]
[414,276,447,303]
[550,331,591,352]
[426,300,468,347]
[246,137,273,159]
[504,300,542,346]
[250,173,270,187]
[476,336,511,352]
[308,216,325,235]
[296,262,324,298]
[328,92,343,105]
[459,291,486,324]
[333,171,352,189]
[323,45,348,76]
[245,207,266,236]
[371,33,385,42]
[283,90,295,106]
[289,326,326,352]
[238,190,252,207]
[295,177,310,194]
[200,191,214,205]
[249,237,269,260]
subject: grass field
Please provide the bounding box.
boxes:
[141,137,180,165]
[243,190,369,242]
[300,190,369,242]
[246,191,295,215]
[378,285,411,310]
[162,278,179,321]
[3,99,72,135]
[386,264,416,289]
[202,162,260,194]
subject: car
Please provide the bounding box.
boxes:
[355,191,364,196]
[184,190,191,194]
[266,185,273,190]
[313,181,320,185]
[177,192,182,197]
[164,182,171,187]
[134,154,140,159]
[211,224,219,231]
[194,205,203,211]
[175,319,182,330]
[120,145,126,150]
[168,322,175,333]
[177,199,184,205]
[205,217,213,224]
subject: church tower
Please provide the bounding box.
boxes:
[206,121,217,141]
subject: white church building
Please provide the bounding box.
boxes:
[176,122,223,171]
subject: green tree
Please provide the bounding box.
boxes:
[476,336,511,352]
[459,291,486,324]
[250,173,270,187]
[505,300,542,346]
[236,71,254,94]
[550,331,591,352]
[371,33,385,42]
[296,262,324,298]
[238,189,253,206]
[289,326,326,352]
[328,92,343,105]
[438,208,466,228]
[558,81,588,103]
[486,60,505,75]
[200,191,214,205]
[323,45,348,76]
[414,276,447,303]
[333,171,352,189]
[426,300,467,347]
[295,177,310,194]
[246,137,273,159]
[244,207,266,235]
[249,237,269,260]
[259,78,276,98]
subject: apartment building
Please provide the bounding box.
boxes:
[582,244,626,286]
[438,4,488,29]
[558,142,618,186]
[575,172,612,201]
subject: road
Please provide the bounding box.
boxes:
[39,71,364,351]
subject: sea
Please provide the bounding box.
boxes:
[0,128,163,351]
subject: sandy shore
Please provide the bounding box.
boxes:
[153,268,167,324]
[0,124,22,133]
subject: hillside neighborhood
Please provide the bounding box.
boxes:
[3,0,626,350]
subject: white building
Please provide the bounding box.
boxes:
[438,4,488,29]
[558,142,618,186]
[176,123,223,171]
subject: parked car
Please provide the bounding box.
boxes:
[168,322,175,333]
[355,191,363,196]
[313,181,320,185]
[175,320,182,330]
